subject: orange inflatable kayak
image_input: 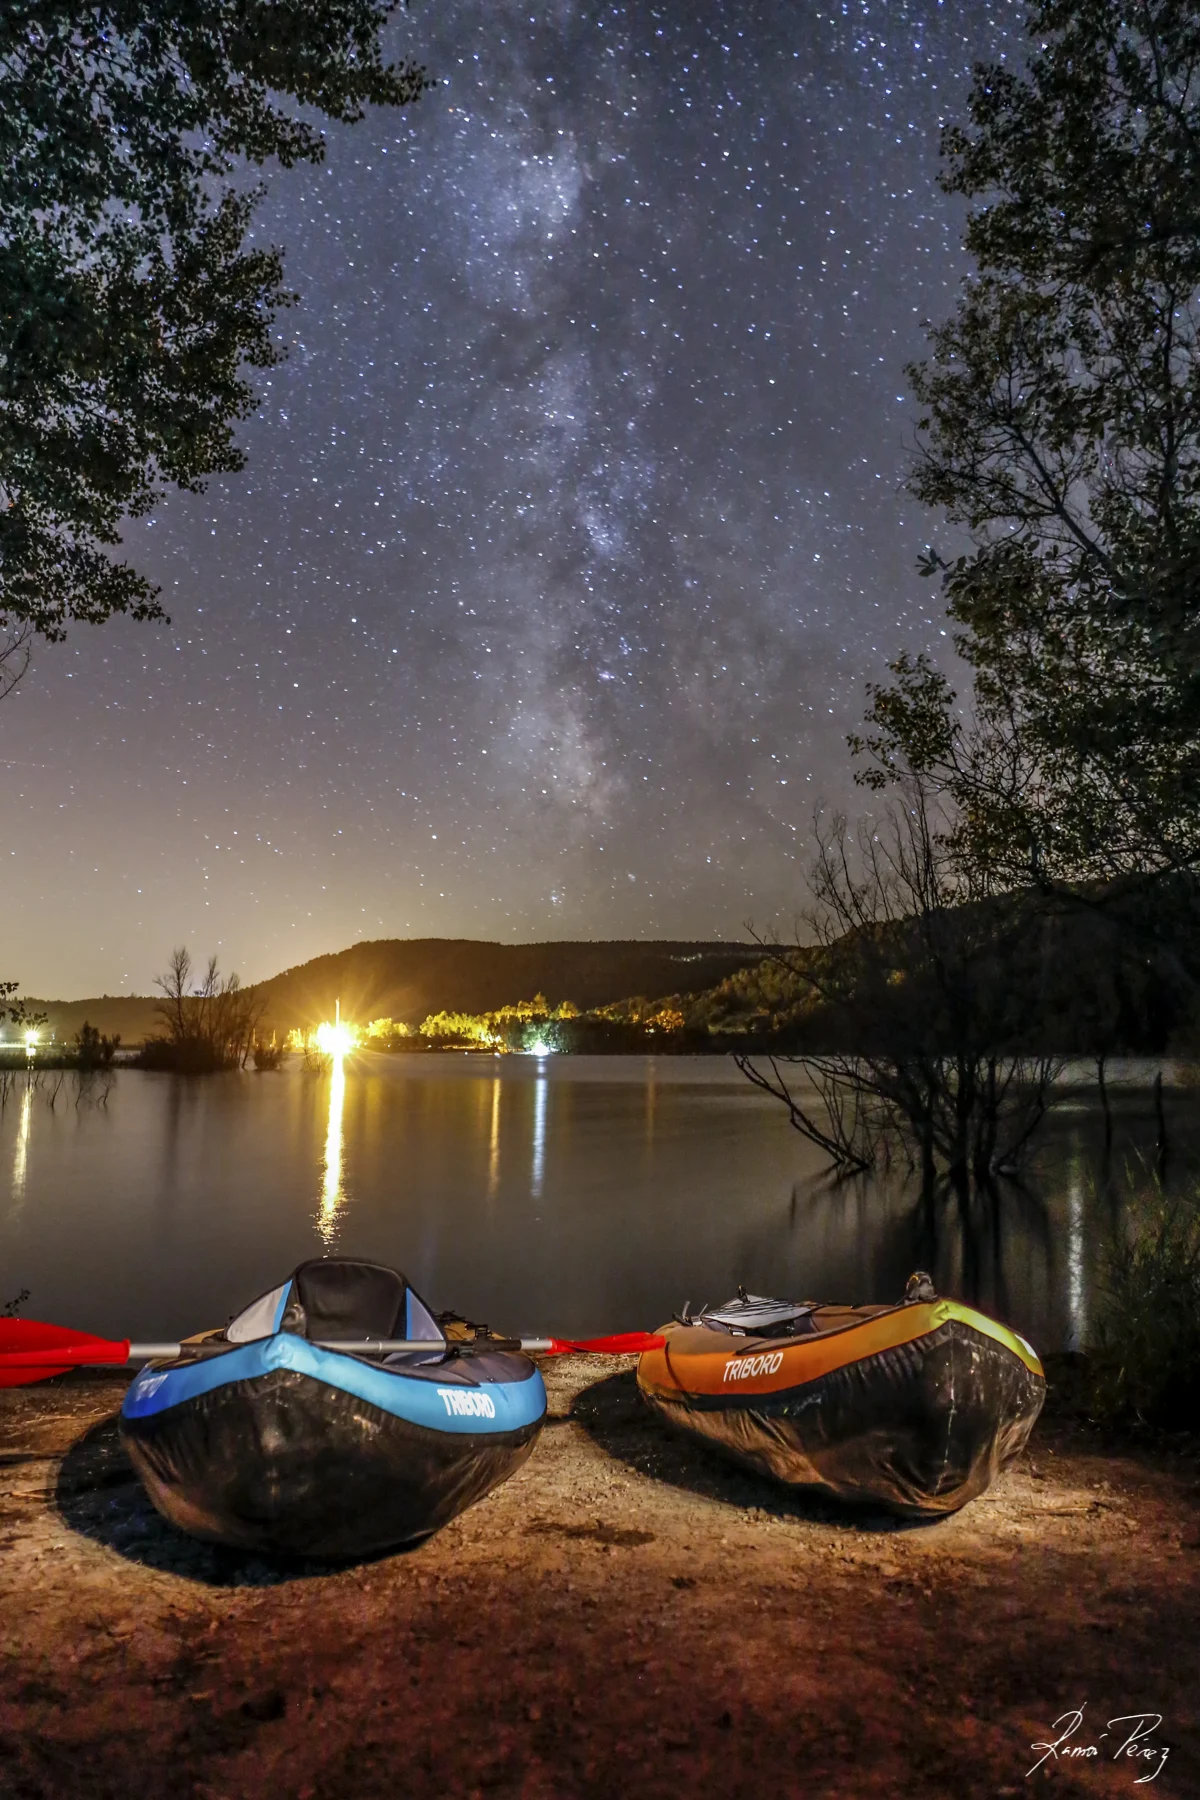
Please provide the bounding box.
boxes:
[636,1277,1045,1516]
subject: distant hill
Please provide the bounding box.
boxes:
[20,939,767,1045]
[251,938,766,1035]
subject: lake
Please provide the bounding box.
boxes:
[2,1053,1195,1351]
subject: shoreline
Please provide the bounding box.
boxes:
[2,1356,1197,1797]
[5,1048,1199,1079]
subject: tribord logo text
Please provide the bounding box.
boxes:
[437,1387,497,1419]
[723,1350,785,1382]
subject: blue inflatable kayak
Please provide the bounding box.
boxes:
[119,1258,546,1556]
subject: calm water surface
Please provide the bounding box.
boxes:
[2,1053,1196,1350]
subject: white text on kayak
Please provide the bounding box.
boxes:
[723,1351,785,1382]
[437,1387,497,1419]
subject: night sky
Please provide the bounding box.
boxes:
[3,1,1018,998]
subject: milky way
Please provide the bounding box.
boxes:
[2,1,1019,996]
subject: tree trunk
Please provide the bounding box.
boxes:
[973,1055,999,1179]
[950,1058,974,1181]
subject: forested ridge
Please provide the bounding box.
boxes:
[21,938,766,1045]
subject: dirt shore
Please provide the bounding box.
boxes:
[1,1356,1197,1800]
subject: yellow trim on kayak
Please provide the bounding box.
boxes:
[637,1299,1043,1402]
[938,1300,1043,1377]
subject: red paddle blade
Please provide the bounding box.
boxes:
[0,1319,131,1387]
[544,1331,666,1356]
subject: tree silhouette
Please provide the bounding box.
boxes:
[0,2,430,639]
[858,1,1200,892]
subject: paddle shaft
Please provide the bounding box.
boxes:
[0,1325,662,1385]
[2,1337,556,1369]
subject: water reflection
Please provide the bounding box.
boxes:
[487,1076,501,1203]
[10,1079,31,1211]
[531,1069,547,1198]
[317,1052,347,1244]
[1067,1154,1087,1352]
[2,1056,1195,1349]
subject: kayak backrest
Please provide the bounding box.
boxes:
[288,1259,410,1340]
[225,1258,447,1346]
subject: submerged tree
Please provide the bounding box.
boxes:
[142,945,262,1072]
[0,2,430,641]
[856,0,1200,894]
[736,783,1064,1186]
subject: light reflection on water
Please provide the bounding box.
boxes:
[486,1075,501,1204]
[9,1080,31,1211]
[1067,1154,1087,1353]
[531,1068,547,1200]
[317,1050,348,1246]
[0,1055,1194,1348]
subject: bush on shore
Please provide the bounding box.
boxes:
[1088,1186,1200,1432]
[74,1022,120,1069]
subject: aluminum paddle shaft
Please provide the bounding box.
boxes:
[0,1337,552,1369]
[0,1329,662,1380]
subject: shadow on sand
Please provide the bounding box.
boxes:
[53,1375,934,1585]
[571,1368,935,1534]
[54,1414,407,1587]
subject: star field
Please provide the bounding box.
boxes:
[2,1,1018,996]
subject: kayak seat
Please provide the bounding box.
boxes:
[283,1258,411,1342]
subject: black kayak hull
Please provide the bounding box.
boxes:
[638,1303,1045,1517]
[121,1364,541,1557]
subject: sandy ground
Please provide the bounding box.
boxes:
[1,1355,1198,1800]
